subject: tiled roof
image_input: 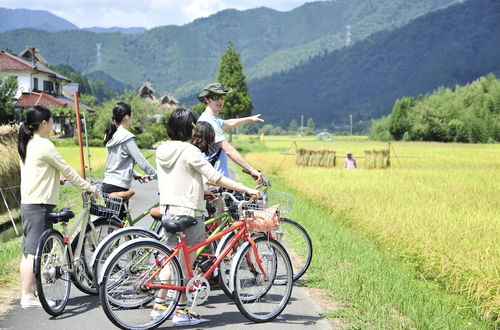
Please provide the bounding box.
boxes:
[0,51,70,81]
[16,92,93,110]
[16,92,70,107]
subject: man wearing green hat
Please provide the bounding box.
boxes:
[198,82,264,183]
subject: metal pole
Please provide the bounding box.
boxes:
[0,188,20,236]
[350,114,352,135]
[73,92,86,179]
[82,111,92,182]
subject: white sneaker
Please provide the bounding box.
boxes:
[20,294,42,309]
[172,309,207,326]
[21,293,57,309]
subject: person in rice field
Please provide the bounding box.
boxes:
[344,151,357,169]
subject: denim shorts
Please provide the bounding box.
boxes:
[21,204,55,254]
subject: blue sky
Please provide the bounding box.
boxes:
[1,0,312,28]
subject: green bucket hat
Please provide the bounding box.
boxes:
[197,83,233,102]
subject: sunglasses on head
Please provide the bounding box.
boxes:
[209,94,225,101]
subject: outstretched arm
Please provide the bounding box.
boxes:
[223,114,264,130]
[219,140,264,184]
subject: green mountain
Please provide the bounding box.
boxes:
[0,8,77,32]
[0,0,458,98]
[243,0,500,127]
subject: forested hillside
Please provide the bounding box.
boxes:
[0,0,458,98]
[0,8,77,32]
[244,0,500,127]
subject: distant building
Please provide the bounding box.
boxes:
[138,82,158,103]
[0,46,92,136]
[138,82,179,108]
[159,92,179,107]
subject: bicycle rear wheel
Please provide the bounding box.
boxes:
[273,218,312,282]
[72,218,122,294]
[233,237,293,322]
[34,229,71,316]
[99,238,183,330]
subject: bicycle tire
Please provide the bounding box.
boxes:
[99,238,183,330]
[91,227,160,289]
[273,218,313,282]
[233,237,293,323]
[216,232,237,299]
[34,229,71,316]
[72,218,122,295]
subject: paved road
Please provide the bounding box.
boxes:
[0,180,333,329]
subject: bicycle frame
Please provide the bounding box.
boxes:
[121,201,160,230]
[142,219,268,292]
[59,194,95,276]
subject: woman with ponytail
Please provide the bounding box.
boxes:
[18,106,97,309]
[102,102,157,216]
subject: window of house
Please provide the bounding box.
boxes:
[43,80,54,93]
[33,77,38,91]
[55,82,60,95]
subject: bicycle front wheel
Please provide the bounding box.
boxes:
[100,238,183,330]
[34,229,71,316]
[91,227,160,289]
[233,237,293,323]
[72,218,122,295]
[273,218,312,282]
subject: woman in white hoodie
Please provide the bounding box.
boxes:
[153,108,259,326]
[102,102,157,217]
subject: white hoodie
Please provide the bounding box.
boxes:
[156,140,222,212]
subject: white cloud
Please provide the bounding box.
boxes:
[1,0,310,28]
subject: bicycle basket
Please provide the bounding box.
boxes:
[265,191,293,215]
[89,192,123,218]
[241,204,280,232]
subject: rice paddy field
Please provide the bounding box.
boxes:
[237,135,499,324]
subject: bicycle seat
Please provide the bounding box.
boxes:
[48,208,75,224]
[109,190,135,201]
[149,207,162,221]
[161,215,198,233]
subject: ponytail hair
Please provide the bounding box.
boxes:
[103,101,132,145]
[18,106,52,163]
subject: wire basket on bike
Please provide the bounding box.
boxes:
[89,192,124,218]
[264,191,294,215]
[240,203,280,232]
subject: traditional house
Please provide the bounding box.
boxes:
[138,82,158,103]
[159,92,179,107]
[0,47,91,136]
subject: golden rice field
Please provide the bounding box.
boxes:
[57,146,108,179]
[242,136,500,321]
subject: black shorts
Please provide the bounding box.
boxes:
[102,183,128,219]
[21,204,55,255]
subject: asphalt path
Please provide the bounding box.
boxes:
[0,180,334,329]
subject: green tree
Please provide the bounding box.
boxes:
[288,119,298,132]
[306,117,316,135]
[389,96,414,140]
[216,41,253,120]
[0,75,18,124]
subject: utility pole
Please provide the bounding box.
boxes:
[301,114,304,134]
[349,114,353,135]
